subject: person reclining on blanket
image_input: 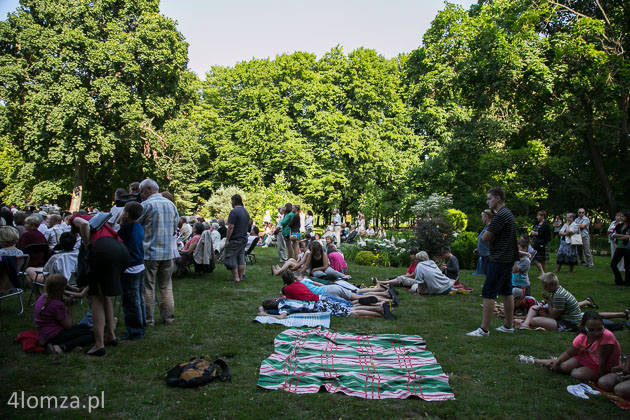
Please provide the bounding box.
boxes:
[272,271,395,319]
[377,251,452,295]
[258,296,395,320]
[515,272,582,331]
[286,272,391,303]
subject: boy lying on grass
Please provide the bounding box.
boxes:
[258,296,395,320]
[283,271,393,304]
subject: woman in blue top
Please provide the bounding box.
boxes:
[473,209,494,276]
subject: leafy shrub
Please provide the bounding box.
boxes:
[411,193,453,218]
[412,218,453,259]
[355,251,376,266]
[446,209,468,232]
[451,231,478,270]
[340,244,360,262]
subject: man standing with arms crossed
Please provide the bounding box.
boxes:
[575,208,594,267]
[138,179,179,325]
[467,187,519,337]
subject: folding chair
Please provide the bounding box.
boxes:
[245,237,260,264]
[0,254,29,315]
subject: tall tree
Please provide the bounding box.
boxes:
[0,0,196,210]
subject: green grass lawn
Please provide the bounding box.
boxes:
[1,247,628,419]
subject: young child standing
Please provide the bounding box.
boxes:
[34,274,93,354]
[512,240,531,296]
[117,201,146,340]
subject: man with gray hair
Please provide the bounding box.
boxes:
[138,178,179,325]
[377,251,452,295]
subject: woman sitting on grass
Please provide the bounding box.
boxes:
[34,274,92,355]
[305,241,351,280]
[516,312,621,382]
[515,273,582,332]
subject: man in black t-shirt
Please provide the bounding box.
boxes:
[224,194,250,282]
[467,187,519,337]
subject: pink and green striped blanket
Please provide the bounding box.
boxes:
[258,327,454,401]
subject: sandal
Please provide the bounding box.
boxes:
[586,296,599,309]
[516,354,535,364]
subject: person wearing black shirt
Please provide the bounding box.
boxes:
[467,187,518,337]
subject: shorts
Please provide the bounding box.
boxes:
[223,238,247,270]
[291,232,301,240]
[324,285,352,300]
[481,261,513,299]
[398,276,417,288]
[557,319,579,332]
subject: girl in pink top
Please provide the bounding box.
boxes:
[327,246,348,274]
[516,312,621,381]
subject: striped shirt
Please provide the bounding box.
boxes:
[487,206,519,264]
[551,285,582,324]
[138,193,179,261]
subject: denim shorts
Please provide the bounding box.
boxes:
[481,261,513,299]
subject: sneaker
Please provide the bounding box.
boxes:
[495,325,515,333]
[466,327,489,337]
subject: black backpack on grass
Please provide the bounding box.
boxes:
[165,357,230,388]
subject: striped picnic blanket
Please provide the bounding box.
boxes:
[254,313,331,328]
[258,327,454,401]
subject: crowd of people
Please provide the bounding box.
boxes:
[1,184,629,401]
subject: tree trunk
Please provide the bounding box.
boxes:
[69,160,88,212]
[583,98,617,217]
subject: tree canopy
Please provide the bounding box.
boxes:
[1,0,627,220]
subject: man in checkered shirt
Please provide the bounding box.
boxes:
[138,178,179,326]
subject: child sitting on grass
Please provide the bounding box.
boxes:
[516,312,621,382]
[34,274,93,355]
[515,272,582,331]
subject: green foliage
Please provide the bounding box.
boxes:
[243,173,310,226]
[340,243,360,263]
[0,0,198,209]
[410,194,453,219]
[451,232,478,270]
[199,186,245,220]
[445,208,468,233]
[413,218,454,258]
[357,238,412,268]
[355,250,376,266]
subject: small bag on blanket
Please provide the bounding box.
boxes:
[165,357,230,388]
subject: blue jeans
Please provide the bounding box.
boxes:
[121,270,146,338]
